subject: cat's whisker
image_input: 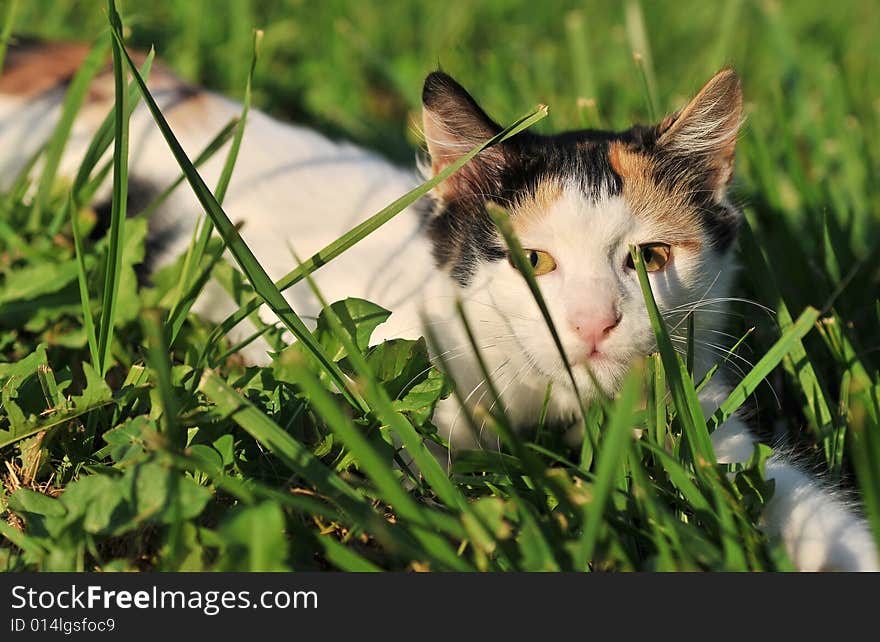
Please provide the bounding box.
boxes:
[469,358,522,446]
[669,337,749,382]
[478,359,533,445]
[666,297,775,316]
[445,357,512,463]
[427,336,519,369]
[669,335,755,368]
[457,358,511,410]
[667,326,754,353]
[664,308,749,328]
[427,295,534,322]
[696,269,724,303]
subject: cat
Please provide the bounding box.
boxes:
[0,39,876,571]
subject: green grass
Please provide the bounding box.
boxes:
[1,0,879,571]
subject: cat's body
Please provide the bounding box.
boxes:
[1,40,876,571]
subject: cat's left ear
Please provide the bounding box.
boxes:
[654,68,743,200]
[421,71,506,201]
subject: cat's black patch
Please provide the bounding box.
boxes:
[695,200,740,251]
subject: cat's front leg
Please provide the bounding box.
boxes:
[710,413,879,571]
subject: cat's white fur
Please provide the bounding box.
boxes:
[0,65,876,571]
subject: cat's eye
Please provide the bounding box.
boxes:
[626,243,671,272]
[510,249,557,276]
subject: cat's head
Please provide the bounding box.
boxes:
[420,69,743,403]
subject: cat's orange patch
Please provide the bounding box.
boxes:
[608,140,653,181]
[609,141,702,249]
[1,39,209,133]
[0,41,92,98]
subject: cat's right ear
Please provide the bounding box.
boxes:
[422,71,505,201]
[652,68,743,200]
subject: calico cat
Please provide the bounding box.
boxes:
[0,40,876,571]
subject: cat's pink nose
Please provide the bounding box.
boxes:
[572,313,621,354]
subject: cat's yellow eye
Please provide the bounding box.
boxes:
[626,243,671,272]
[510,249,557,276]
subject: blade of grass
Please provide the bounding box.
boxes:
[631,245,714,465]
[815,315,873,393]
[72,156,113,214]
[535,380,553,443]
[686,312,695,377]
[211,30,261,206]
[0,0,19,75]
[711,0,743,73]
[36,364,64,411]
[625,0,659,120]
[638,441,713,515]
[31,36,110,230]
[96,6,130,377]
[574,366,640,569]
[830,369,851,477]
[579,401,604,472]
[67,48,155,220]
[2,142,46,217]
[137,118,238,223]
[68,194,99,368]
[0,395,117,450]
[107,5,366,413]
[0,520,44,559]
[320,537,382,572]
[647,353,667,447]
[565,11,597,109]
[214,321,277,365]
[708,306,820,430]
[166,30,263,346]
[141,309,181,447]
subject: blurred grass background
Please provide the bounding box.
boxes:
[12,1,879,156]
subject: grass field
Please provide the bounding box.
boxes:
[1,0,879,571]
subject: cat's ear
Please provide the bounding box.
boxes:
[654,68,742,199]
[421,71,505,201]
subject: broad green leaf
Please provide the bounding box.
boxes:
[8,488,66,519]
[215,502,289,571]
[0,261,78,306]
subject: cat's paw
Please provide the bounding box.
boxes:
[763,455,879,571]
[786,518,879,572]
[817,521,879,572]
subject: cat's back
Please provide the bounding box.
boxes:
[0,38,437,342]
